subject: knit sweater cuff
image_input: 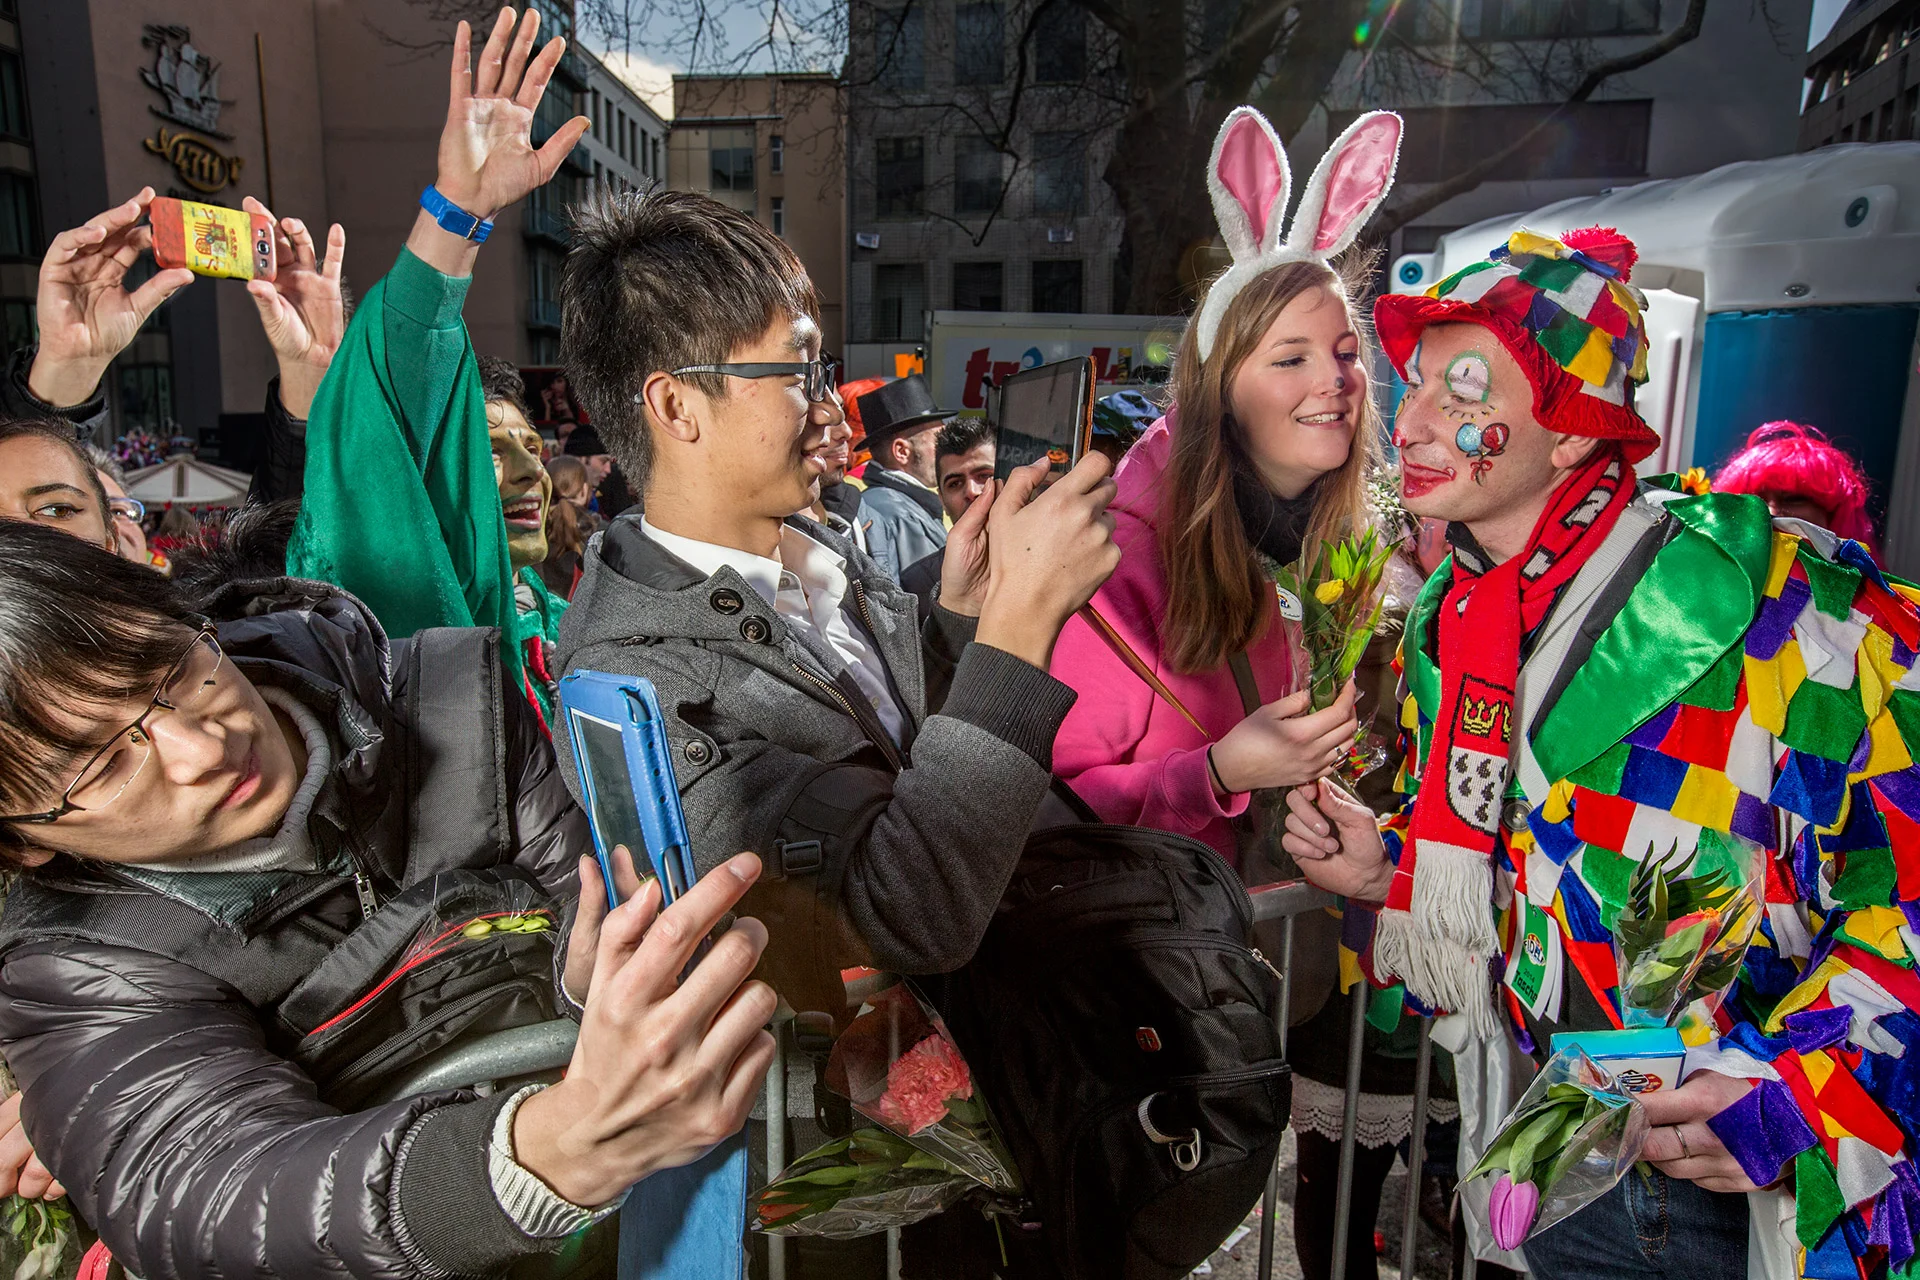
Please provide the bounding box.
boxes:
[1163,745,1251,823]
[938,642,1078,771]
[388,247,474,330]
[392,1095,552,1275]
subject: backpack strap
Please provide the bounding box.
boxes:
[1225,651,1262,717]
[396,627,513,882]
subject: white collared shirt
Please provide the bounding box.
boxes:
[640,516,908,744]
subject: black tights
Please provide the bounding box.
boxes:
[1293,1128,1400,1280]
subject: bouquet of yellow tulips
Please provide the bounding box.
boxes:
[1271,530,1396,780]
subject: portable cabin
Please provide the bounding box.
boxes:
[1388,142,1920,576]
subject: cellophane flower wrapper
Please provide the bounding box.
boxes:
[1468,831,1766,1248]
[1611,829,1765,1029]
[1270,531,1397,781]
[1467,1049,1649,1248]
[755,1128,974,1238]
[824,982,1021,1196]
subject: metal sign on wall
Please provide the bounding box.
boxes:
[139,25,245,195]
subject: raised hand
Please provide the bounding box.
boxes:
[28,188,194,409]
[1282,778,1394,902]
[438,8,589,219]
[241,196,345,420]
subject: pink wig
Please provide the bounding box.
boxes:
[1714,421,1876,547]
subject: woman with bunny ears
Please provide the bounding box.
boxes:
[1048,106,1426,1280]
[1049,106,1401,865]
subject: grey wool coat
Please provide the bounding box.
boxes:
[555,512,1080,1013]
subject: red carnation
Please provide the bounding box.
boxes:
[875,1033,974,1134]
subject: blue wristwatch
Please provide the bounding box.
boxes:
[419,184,493,243]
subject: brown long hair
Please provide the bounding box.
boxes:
[1159,256,1386,674]
[544,456,590,562]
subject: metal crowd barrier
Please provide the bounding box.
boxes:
[1246,878,1439,1280]
[381,880,1450,1280]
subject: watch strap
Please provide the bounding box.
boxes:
[419,184,494,244]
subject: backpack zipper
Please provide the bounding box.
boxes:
[353,872,380,919]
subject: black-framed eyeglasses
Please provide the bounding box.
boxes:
[663,357,843,404]
[0,627,227,825]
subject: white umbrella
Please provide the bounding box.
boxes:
[123,456,252,507]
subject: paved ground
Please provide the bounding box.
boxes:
[1195,1130,1454,1280]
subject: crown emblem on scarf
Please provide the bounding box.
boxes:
[1459,694,1510,743]
[1425,227,1651,409]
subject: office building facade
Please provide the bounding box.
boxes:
[12,0,595,454]
[1801,0,1920,148]
[669,72,846,355]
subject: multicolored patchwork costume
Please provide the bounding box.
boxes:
[1359,228,1920,1278]
[1362,485,1920,1277]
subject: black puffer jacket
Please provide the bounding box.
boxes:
[0,581,590,1279]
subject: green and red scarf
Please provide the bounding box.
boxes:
[1374,448,1635,1037]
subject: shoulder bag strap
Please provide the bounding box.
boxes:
[1079,603,1209,738]
[1225,651,1263,717]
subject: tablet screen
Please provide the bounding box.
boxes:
[569,708,663,895]
[994,358,1091,480]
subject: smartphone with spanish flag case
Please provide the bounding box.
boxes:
[149,197,276,281]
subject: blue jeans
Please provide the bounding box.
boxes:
[1522,1168,1747,1280]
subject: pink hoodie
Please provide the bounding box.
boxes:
[1050,416,1297,864]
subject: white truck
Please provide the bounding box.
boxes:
[876,311,1187,419]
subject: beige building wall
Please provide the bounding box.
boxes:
[671,73,846,355]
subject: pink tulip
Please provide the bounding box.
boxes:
[1488,1172,1540,1250]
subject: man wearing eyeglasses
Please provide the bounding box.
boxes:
[553,177,1125,1037]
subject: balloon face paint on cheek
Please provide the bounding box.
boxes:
[1456,421,1509,484]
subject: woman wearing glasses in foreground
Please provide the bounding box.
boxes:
[0,517,778,1278]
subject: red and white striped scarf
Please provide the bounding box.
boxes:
[1374,448,1635,1037]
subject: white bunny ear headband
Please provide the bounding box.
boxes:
[1195,106,1404,362]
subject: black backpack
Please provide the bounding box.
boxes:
[930,819,1289,1280]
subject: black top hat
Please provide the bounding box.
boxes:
[855,375,956,452]
[563,425,607,457]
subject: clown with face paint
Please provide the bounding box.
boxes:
[1284,226,1920,1280]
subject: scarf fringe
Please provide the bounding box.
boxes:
[1374,842,1503,1042]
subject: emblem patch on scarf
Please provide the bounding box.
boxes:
[1446,674,1513,836]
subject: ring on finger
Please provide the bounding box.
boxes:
[1674,1125,1692,1159]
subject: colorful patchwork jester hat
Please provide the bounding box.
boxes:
[1195,106,1404,362]
[1374,226,1660,462]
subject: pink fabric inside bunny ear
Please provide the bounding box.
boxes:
[1217,115,1285,249]
[1311,115,1402,251]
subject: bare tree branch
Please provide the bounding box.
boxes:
[1370,0,1709,237]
